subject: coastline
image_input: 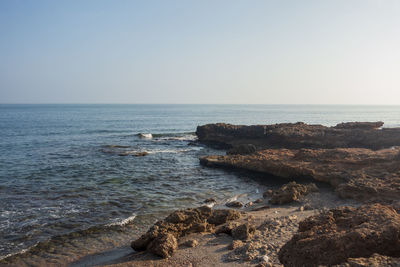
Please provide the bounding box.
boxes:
[3,120,400,267]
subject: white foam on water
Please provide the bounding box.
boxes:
[138,133,153,139]
[106,214,137,226]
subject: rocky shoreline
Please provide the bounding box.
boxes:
[55,121,398,267]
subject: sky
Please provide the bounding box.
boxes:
[0,0,399,104]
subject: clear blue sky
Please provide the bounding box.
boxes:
[1,0,399,104]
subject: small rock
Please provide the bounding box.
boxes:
[133,152,149,157]
[147,233,178,258]
[254,198,263,203]
[208,209,241,225]
[228,240,244,250]
[181,239,198,248]
[245,201,253,207]
[299,206,304,211]
[226,201,243,208]
[231,223,256,240]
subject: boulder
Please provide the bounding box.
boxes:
[147,233,177,258]
[207,209,241,225]
[215,221,241,235]
[268,182,318,205]
[231,223,256,240]
[278,204,400,267]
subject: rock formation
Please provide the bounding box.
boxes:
[131,206,241,258]
[278,204,400,267]
[196,121,400,150]
[200,147,400,202]
[265,182,319,204]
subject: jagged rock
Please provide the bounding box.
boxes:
[226,201,243,208]
[131,206,240,257]
[207,209,241,225]
[147,233,177,258]
[196,121,400,150]
[335,253,400,267]
[268,182,318,205]
[200,147,400,202]
[215,221,240,235]
[231,223,256,240]
[227,144,257,155]
[278,204,400,267]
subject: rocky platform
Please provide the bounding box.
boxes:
[200,147,400,203]
[279,204,400,267]
[196,121,400,150]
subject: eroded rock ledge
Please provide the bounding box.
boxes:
[200,147,400,202]
[196,121,400,150]
[279,204,400,267]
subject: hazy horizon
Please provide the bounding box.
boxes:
[1,0,400,105]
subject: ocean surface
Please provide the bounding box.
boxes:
[1,104,400,265]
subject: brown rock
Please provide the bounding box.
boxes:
[196,121,399,150]
[278,204,400,267]
[131,206,240,257]
[147,233,177,258]
[337,253,400,267]
[254,198,263,203]
[200,147,400,202]
[215,221,240,235]
[207,209,241,225]
[231,223,256,240]
[268,182,318,205]
[226,201,243,208]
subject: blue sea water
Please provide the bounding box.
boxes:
[1,104,400,265]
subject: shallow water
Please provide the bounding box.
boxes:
[1,104,400,265]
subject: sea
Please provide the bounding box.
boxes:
[1,104,400,266]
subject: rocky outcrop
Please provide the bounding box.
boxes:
[131,206,241,258]
[196,121,400,150]
[265,182,319,205]
[278,204,400,267]
[336,253,400,267]
[200,147,400,202]
[147,233,178,258]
